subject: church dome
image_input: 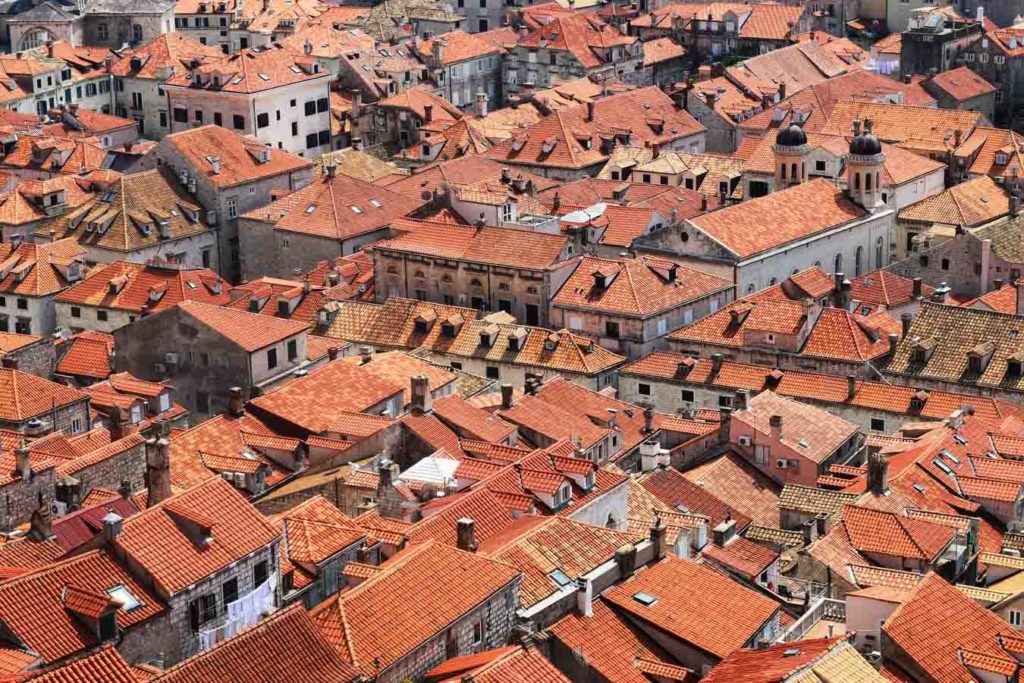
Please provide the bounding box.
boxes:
[775,122,807,147]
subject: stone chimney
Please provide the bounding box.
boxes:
[733,388,749,412]
[14,439,31,481]
[228,386,245,417]
[650,511,666,561]
[27,495,52,541]
[901,312,912,338]
[710,352,723,375]
[712,518,736,547]
[327,346,340,361]
[410,374,432,413]
[145,423,172,507]
[56,475,82,512]
[576,576,593,617]
[867,451,888,495]
[769,414,783,440]
[643,406,654,433]
[846,375,857,400]
[614,543,638,578]
[501,383,514,409]
[586,100,595,122]
[108,404,125,442]
[359,346,373,365]
[431,40,444,65]
[912,277,923,299]
[423,104,433,123]
[102,511,123,541]
[456,517,477,552]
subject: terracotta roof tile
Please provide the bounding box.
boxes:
[819,100,982,154]
[0,550,165,664]
[310,540,520,676]
[0,238,86,298]
[0,367,86,422]
[55,262,230,313]
[13,645,140,682]
[604,555,779,659]
[683,452,780,528]
[172,300,306,352]
[548,598,684,683]
[690,179,865,258]
[55,330,113,379]
[927,66,996,102]
[733,391,858,464]
[114,477,280,595]
[897,174,1008,227]
[640,466,752,530]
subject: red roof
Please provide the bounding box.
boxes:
[0,550,165,664]
[0,367,87,422]
[12,645,139,683]
[640,467,752,531]
[603,555,780,659]
[425,645,570,683]
[155,604,359,683]
[927,66,996,102]
[175,300,307,352]
[841,505,954,561]
[55,330,113,379]
[54,262,230,313]
[702,637,845,682]
[310,540,520,677]
[882,572,1017,682]
[113,477,280,595]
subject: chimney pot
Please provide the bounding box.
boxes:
[102,512,123,541]
[769,414,783,438]
[410,374,432,413]
[145,424,172,507]
[650,513,666,561]
[900,312,912,339]
[500,383,514,409]
[228,386,245,417]
[614,543,638,578]
[576,576,593,616]
[912,277,923,298]
[643,406,654,433]
[456,517,477,552]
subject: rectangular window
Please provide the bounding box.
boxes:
[96,310,108,321]
[718,395,732,408]
[222,578,238,605]
[304,100,316,116]
[256,112,269,128]
[173,108,188,123]
[605,321,620,338]
[196,390,209,413]
[306,132,318,149]
[254,560,269,587]
[486,366,500,379]
[267,348,278,369]
[681,389,694,403]
[287,339,297,361]
[316,97,329,113]
[194,109,204,123]
[232,114,245,130]
[188,594,217,631]
[71,306,81,318]
[638,383,651,396]
[213,112,222,126]
[754,444,770,464]
[227,197,237,219]
[1011,610,1023,627]
[159,111,167,127]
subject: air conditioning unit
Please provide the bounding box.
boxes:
[164,352,180,365]
[738,435,752,446]
[776,458,788,469]
[206,210,217,226]
[153,362,167,375]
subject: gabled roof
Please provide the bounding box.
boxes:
[424,645,570,683]
[688,179,865,259]
[376,86,464,121]
[242,170,423,240]
[155,603,359,683]
[897,174,1008,227]
[0,550,165,664]
[162,44,327,93]
[176,300,306,352]
[10,644,139,682]
[603,555,780,659]
[0,367,86,422]
[159,125,312,189]
[55,330,113,379]
[819,100,982,154]
[55,261,229,313]
[0,238,86,297]
[733,391,858,464]
[518,12,635,69]
[849,269,933,307]
[415,29,501,65]
[109,32,224,80]
[882,572,1017,682]
[249,359,403,433]
[548,599,688,683]
[841,505,954,561]
[640,466,752,530]
[479,516,642,608]
[113,477,280,595]
[702,637,885,682]
[486,87,703,171]
[310,540,520,676]
[684,452,780,528]
[926,66,996,102]
[552,255,731,317]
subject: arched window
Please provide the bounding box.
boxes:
[791,163,798,181]
[855,245,863,276]
[801,162,806,179]
[20,28,52,50]
[854,173,860,191]
[780,164,786,180]
[441,273,452,283]
[769,277,778,286]
[470,278,483,288]
[865,173,872,191]
[876,171,881,190]
[413,270,425,279]
[875,237,885,269]
[834,253,843,275]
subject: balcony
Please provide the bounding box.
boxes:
[197,572,277,652]
[777,597,846,643]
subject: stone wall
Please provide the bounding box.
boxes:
[8,338,55,378]
[0,467,55,531]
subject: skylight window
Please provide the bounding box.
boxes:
[633,591,657,606]
[940,449,961,466]
[231,76,243,85]
[933,458,955,477]
[305,204,317,214]
[369,198,382,208]
[953,434,968,445]
[257,72,271,81]
[107,585,140,611]
[290,65,301,73]
[549,569,572,587]
[101,191,117,203]
[186,280,197,289]
[350,205,362,214]
[798,439,810,448]
[912,483,926,494]
[169,209,179,216]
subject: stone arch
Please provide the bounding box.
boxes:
[20,27,55,50]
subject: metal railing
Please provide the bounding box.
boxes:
[777,598,846,643]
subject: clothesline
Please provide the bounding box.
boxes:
[198,572,277,652]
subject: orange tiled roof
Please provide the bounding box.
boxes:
[425,645,570,683]
[841,505,954,561]
[155,603,359,683]
[416,29,501,64]
[55,261,229,313]
[0,367,86,422]
[552,255,731,317]
[927,66,996,102]
[883,572,1017,682]
[897,174,1008,227]
[548,598,685,683]
[850,269,933,307]
[640,466,752,530]
[433,394,517,444]
[242,170,423,240]
[109,33,224,80]
[114,477,280,595]
[55,330,113,379]
[683,452,780,528]
[740,3,805,40]
[249,359,402,433]
[162,43,327,94]
[0,550,165,664]
[518,12,635,69]
[11,645,139,682]
[603,555,779,659]
[160,125,311,189]
[0,238,86,298]
[820,100,982,154]
[800,307,892,363]
[689,179,865,258]
[734,391,858,464]
[310,540,520,676]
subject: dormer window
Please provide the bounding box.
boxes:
[1009,355,1024,379]
[996,152,1010,165]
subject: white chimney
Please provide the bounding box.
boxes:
[210,156,221,175]
[576,577,593,617]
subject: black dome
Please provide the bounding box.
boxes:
[775,122,807,147]
[850,132,882,156]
